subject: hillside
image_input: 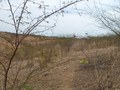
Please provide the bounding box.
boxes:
[0,32,120,90]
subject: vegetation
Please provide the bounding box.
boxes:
[0,0,120,90]
[0,0,85,90]
[0,32,120,90]
[87,0,120,36]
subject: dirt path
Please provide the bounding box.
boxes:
[36,47,116,90]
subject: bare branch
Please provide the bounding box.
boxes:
[16,0,29,33]
[0,19,14,26]
[19,0,84,44]
[7,0,17,30]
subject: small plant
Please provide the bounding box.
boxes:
[80,58,89,64]
[21,84,33,90]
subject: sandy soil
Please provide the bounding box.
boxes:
[34,47,117,90]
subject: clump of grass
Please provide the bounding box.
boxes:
[79,58,89,64]
[21,84,33,90]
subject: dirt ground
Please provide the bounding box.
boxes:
[34,47,117,90]
[0,32,120,90]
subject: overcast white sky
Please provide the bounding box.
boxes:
[0,0,117,36]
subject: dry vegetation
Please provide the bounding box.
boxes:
[0,32,120,90]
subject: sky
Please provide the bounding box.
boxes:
[0,0,117,37]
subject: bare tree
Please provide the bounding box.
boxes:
[77,1,120,89]
[86,0,120,36]
[0,0,86,90]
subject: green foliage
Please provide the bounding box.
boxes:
[21,84,33,90]
[80,59,89,64]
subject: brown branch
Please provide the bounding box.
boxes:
[11,60,23,89]
[2,0,85,89]
[0,19,14,26]
[0,36,15,51]
[19,0,84,44]
[0,61,6,72]
[16,0,29,33]
[7,0,17,30]
[3,46,19,90]
[19,55,79,88]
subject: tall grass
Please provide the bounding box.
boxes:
[78,35,120,90]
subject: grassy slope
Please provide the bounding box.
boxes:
[0,32,120,90]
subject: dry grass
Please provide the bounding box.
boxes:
[0,32,120,90]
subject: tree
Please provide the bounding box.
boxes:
[0,0,86,90]
[81,1,120,89]
[87,0,120,36]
